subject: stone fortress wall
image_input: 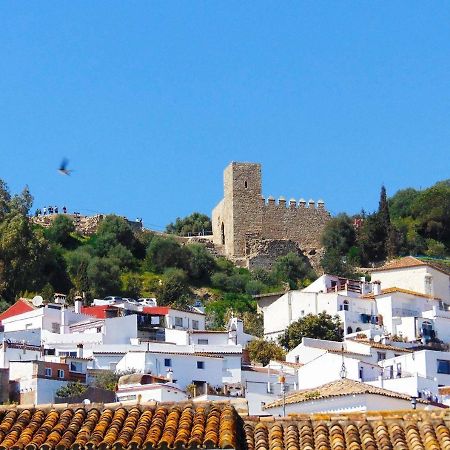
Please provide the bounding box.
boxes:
[212,162,330,269]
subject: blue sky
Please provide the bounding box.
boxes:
[1,2,449,231]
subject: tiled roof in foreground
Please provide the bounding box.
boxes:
[3,402,450,450]
[243,410,450,450]
[0,402,238,450]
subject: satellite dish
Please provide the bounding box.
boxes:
[373,335,381,343]
[32,295,44,307]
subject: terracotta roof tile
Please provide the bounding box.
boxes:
[0,403,237,450]
[263,378,431,409]
[372,256,450,276]
[244,410,450,450]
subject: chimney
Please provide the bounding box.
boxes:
[77,343,83,358]
[74,298,82,314]
[166,368,174,382]
[373,281,381,295]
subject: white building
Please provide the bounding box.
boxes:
[371,256,450,302]
[115,373,188,403]
[262,378,438,415]
[262,275,378,340]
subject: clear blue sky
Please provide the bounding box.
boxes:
[1,2,449,231]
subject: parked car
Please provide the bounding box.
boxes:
[137,298,158,307]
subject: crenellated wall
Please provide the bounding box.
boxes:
[212,162,330,268]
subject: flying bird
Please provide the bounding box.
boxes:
[58,158,73,175]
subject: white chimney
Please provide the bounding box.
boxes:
[373,281,381,295]
[77,343,83,358]
[60,307,68,334]
[166,368,173,382]
[74,299,82,314]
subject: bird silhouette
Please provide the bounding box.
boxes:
[58,158,73,175]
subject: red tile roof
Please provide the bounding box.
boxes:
[373,256,450,276]
[243,410,450,450]
[142,307,170,315]
[81,306,118,319]
[0,403,237,450]
[0,299,35,324]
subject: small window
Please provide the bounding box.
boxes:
[164,358,172,367]
[343,300,349,311]
[96,327,102,333]
[244,180,248,188]
[437,360,450,374]
[45,368,52,377]
[57,369,64,379]
[198,339,209,345]
[295,356,300,363]
[52,322,60,333]
[377,352,386,362]
[175,317,183,327]
[192,320,199,330]
[197,361,205,369]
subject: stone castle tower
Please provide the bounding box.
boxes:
[212,162,330,268]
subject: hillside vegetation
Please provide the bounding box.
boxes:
[320,179,450,277]
[0,179,448,330]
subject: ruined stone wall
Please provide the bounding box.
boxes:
[246,238,302,270]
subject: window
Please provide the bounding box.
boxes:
[57,369,64,379]
[198,339,209,345]
[347,326,353,334]
[244,180,248,188]
[343,300,349,311]
[45,368,52,377]
[377,352,386,362]
[192,320,199,330]
[175,317,183,327]
[109,362,117,371]
[197,361,205,369]
[52,322,60,333]
[295,356,300,363]
[437,360,450,374]
[164,358,172,367]
[151,316,160,325]
[96,327,102,333]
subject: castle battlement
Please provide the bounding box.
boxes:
[261,196,326,209]
[212,162,331,267]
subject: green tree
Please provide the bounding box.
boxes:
[321,214,356,256]
[121,273,143,298]
[247,339,286,366]
[411,181,450,251]
[55,381,87,398]
[93,215,143,258]
[155,268,190,306]
[44,215,75,247]
[273,252,315,289]
[93,370,120,391]
[389,188,420,219]
[321,247,354,278]
[87,257,121,298]
[0,213,51,301]
[185,244,216,281]
[144,236,188,273]
[279,312,343,350]
[166,212,212,236]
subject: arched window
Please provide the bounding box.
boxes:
[221,223,225,245]
[347,326,353,334]
[356,327,362,332]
